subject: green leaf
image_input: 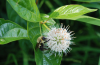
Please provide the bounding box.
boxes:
[74,35,99,42]
[27,22,62,65]
[74,0,100,2]
[41,14,56,35]
[27,22,41,49]
[43,51,62,65]
[0,18,28,44]
[45,0,54,11]
[5,54,18,65]
[81,3,100,9]
[6,1,27,28]
[50,5,97,19]
[41,14,56,26]
[98,56,100,65]
[7,0,41,22]
[27,22,42,65]
[19,40,32,65]
[70,15,100,26]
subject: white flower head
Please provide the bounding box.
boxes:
[46,24,74,56]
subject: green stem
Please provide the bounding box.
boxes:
[39,0,44,8]
[43,23,50,31]
[43,18,51,24]
[40,20,51,31]
[39,22,42,36]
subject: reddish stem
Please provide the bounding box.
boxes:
[36,0,38,5]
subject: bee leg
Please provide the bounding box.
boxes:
[39,43,49,51]
[35,43,41,50]
[44,39,50,43]
[43,48,49,50]
[39,43,44,51]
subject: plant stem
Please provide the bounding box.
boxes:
[40,20,51,31]
[43,18,51,24]
[43,23,50,31]
[36,0,38,5]
[39,22,42,36]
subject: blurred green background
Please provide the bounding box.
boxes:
[0,0,100,65]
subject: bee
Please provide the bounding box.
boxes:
[35,36,50,51]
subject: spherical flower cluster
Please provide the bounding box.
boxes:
[46,25,74,56]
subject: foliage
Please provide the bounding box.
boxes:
[0,0,100,65]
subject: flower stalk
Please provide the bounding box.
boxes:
[40,21,50,31]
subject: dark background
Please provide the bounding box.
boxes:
[0,0,100,65]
